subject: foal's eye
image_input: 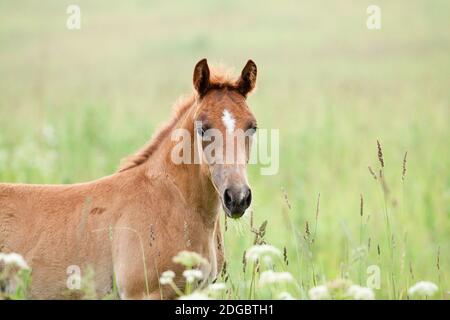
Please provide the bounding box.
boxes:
[248,125,257,135]
[197,125,210,137]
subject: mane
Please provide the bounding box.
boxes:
[118,64,238,172]
[208,64,237,88]
[118,94,195,172]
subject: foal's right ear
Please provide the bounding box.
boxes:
[193,58,210,97]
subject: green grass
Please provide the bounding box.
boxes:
[0,0,448,299]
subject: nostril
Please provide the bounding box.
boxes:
[244,188,252,207]
[224,188,233,208]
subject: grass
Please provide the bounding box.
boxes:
[0,0,448,299]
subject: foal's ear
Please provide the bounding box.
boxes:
[193,58,210,97]
[236,60,257,97]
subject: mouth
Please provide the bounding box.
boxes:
[221,202,246,219]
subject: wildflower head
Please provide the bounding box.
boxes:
[346,285,375,300]
[178,292,210,300]
[0,252,31,298]
[259,270,294,286]
[408,281,438,298]
[0,253,29,270]
[173,251,208,268]
[207,282,226,292]
[245,245,282,263]
[159,270,175,285]
[206,282,227,298]
[182,269,203,283]
[308,285,331,300]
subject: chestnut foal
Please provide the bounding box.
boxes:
[0,59,258,299]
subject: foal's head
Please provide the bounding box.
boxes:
[192,59,257,218]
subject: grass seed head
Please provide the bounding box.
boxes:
[360,194,364,217]
[377,140,384,168]
[402,151,408,181]
[283,246,289,266]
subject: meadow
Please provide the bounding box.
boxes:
[0,0,448,299]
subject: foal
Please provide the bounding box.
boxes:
[0,59,258,299]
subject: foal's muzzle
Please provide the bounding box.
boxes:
[223,186,252,218]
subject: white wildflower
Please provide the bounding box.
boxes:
[346,285,375,300]
[207,283,226,292]
[183,269,203,283]
[278,291,295,300]
[245,244,282,263]
[159,270,175,285]
[259,270,294,286]
[206,282,227,298]
[309,285,331,300]
[173,251,208,268]
[0,252,29,270]
[178,292,210,300]
[408,281,438,297]
[159,277,172,285]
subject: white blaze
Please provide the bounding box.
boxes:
[222,109,236,133]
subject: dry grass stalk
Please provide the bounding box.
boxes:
[281,188,292,210]
[315,193,320,222]
[437,246,440,271]
[360,194,364,217]
[368,166,377,180]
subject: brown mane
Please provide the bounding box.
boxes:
[118,65,237,172]
[118,94,195,172]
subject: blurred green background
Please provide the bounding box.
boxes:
[0,0,448,299]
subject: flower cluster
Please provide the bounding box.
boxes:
[259,270,294,286]
[346,285,375,300]
[0,253,30,270]
[308,280,375,300]
[308,285,330,300]
[207,283,226,292]
[0,252,31,298]
[172,251,208,268]
[183,269,203,283]
[245,245,282,263]
[178,292,210,300]
[159,270,175,285]
[408,281,438,297]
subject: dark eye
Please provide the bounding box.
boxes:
[197,125,210,136]
[248,125,257,135]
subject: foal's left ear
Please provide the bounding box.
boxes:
[236,60,257,97]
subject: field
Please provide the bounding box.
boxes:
[0,0,448,299]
